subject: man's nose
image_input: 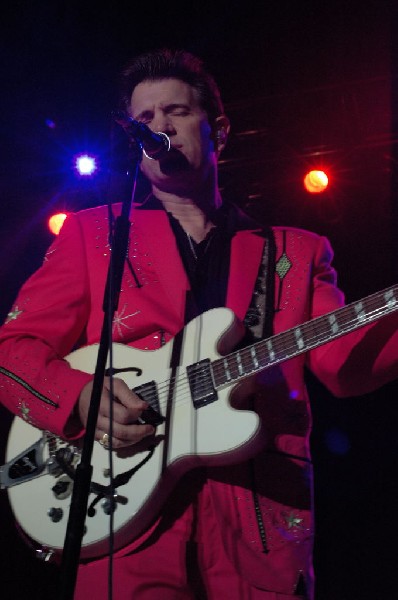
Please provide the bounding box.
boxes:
[152,114,175,135]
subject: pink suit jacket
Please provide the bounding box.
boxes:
[1,203,398,595]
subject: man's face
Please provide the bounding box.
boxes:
[129,78,217,193]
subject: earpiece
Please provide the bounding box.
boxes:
[216,128,226,146]
[213,116,230,150]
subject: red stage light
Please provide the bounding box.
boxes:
[303,170,329,193]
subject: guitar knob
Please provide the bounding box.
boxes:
[35,547,55,562]
[47,507,63,523]
[51,475,73,499]
[101,497,117,515]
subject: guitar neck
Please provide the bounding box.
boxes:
[212,284,398,388]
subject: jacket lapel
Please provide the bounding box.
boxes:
[226,230,266,321]
[131,208,190,324]
[130,206,266,325]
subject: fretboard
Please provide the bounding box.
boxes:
[211,284,398,388]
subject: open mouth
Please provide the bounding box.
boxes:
[159,147,190,174]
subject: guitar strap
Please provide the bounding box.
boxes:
[243,225,277,555]
[243,225,277,341]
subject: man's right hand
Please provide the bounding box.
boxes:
[78,377,155,449]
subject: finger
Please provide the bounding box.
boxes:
[118,422,155,444]
[102,378,148,420]
[99,397,149,426]
[96,422,155,449]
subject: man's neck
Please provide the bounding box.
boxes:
[152,188,222,243]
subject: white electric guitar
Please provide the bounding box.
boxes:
[1,286,398,561]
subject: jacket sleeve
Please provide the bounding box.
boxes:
[306,235,398,397]
[0,213,94,437]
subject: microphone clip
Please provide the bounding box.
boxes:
[112,110,170,160]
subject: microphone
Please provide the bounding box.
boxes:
[112,110,170,160]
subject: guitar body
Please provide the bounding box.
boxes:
[4,308,261,560]
[4,283,398,559]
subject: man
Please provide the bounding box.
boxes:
[1,48,398,600]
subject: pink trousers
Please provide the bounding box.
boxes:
[75,540,304,600]
[74,472,306,600]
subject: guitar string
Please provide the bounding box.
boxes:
[133,296,396,410]
[158,298,396,405]
[257,299,396,362]
[14,299,393,554]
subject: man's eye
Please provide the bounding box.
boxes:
[171,110,189,116]
[138,114,153,124]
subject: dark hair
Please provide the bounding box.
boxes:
[119,48,224,126]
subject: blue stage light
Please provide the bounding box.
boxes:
[74,153,98,177]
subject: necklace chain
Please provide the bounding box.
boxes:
[186,233,198,260]
[186,230,216,261]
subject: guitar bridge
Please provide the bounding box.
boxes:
[187,359,217,408]
[0,437,47,488]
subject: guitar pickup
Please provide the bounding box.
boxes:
[187,359,217,408]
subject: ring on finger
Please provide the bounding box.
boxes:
[99,432,110,449]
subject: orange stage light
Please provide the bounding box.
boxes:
[48,213,68,235]
[303,170,329,194]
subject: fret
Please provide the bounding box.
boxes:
[240,347,258,374]
[266,339,276,362]
[214,350,256,386]
[253,341,270,368]
[223,357,232,382]
[236,351,244,376]
[366,289,397,317]
[250,346,259,369]
[294,326,305,350]
[385,289,397,308]
[228,355,241,380]
[327,313,339,335]
[299,318,322,348]
[328,305,353,332]
[268,331,291,362]
[225,355,238,380]
[304,303,364,346]
[276,330,298,361]
[354,301,366,322]
[268,333,302,366]
[214,355,240,386]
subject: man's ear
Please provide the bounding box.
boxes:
[213,115,231,155]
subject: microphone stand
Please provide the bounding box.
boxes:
[57,137,143,600]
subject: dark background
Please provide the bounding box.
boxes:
[1,2,398,598]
